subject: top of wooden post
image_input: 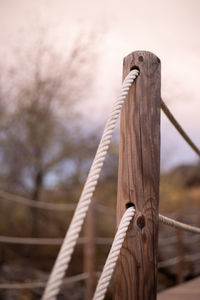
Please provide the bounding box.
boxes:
[114,50,161,300]
[123,50,161,80]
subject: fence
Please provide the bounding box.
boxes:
[113,51,200,300]
[0,189,113,299]
[0,51,200,300]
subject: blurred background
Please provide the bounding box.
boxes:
[0,0,199,299]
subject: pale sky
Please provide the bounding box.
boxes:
[0,0,200,169]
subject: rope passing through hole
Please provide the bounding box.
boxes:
[93,207,135,300]
[41,69,139,300]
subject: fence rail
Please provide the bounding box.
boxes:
[161,100,200,156]
[1,50,200,300]
[0,190,114,214]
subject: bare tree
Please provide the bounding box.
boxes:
[0,29,99,236]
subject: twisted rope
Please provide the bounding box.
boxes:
[93,207,135,300]
[92,211,200,300]
[0,190,113,214]
[41,69,139,300]
[161,100,200,157]
[159,214,200,234]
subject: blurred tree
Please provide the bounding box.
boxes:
[0,29,100,236]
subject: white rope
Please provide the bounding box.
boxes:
[92,214,200,299]
[159,214,200,234]
[0,190,114,214]
[93,207,135,300]
[91,212,199,300]
[41,69,139,300]
[92,213,200,300]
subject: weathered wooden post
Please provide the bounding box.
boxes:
[113,51,161,300]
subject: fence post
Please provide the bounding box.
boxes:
[113,51,161,300]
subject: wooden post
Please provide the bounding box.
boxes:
[114,51,161,300]
[84,198,96,300]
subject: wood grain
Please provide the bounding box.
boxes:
[113,51,161,300]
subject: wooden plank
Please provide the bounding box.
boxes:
[157,276,200,300]
[113,51,161,300]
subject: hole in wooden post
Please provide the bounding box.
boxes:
[125,202,135,209]
[137,215,146,229]
[138,55,144,62]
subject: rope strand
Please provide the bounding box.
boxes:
[93,207,135,300]
[161,100,200,157]
[0,190,113,214]
[159,214,200,234]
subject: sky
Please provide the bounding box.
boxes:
[0,0,200,170]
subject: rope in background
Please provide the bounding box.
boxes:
[1,252,199,290]
[93,207,135,300]
[161,100,200,156]
[2,77,199,299]
[1,253,199,290]
[0,208,134,294]
[92,211,200,300]
[159,214,200,234]
[41,69,139,300]
[0,190,114,214]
